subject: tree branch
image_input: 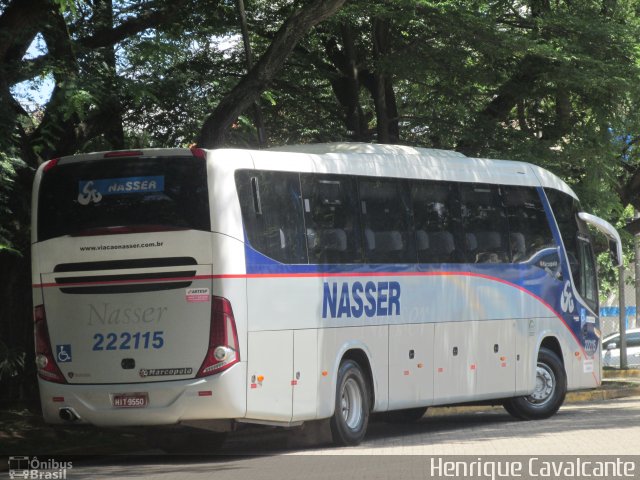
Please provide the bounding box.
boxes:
[196,0,346,148]
[79,1,189,49]
[457,54,555,156]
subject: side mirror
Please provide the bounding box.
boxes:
[609,239,621,267]
[607,343,617,351]
[578,213,622,267]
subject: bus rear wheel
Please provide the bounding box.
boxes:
[330,359,370,446]
[503,347,566,420]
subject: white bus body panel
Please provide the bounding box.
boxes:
[388,323,434,410]
[31,144,605,430]
[38,363,247,426]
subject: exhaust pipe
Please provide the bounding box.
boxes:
[59,407,80,422]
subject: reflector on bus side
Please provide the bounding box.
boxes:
[43,158,59,172]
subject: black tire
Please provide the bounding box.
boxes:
[502,398,526,420]
[330,359,370,446]
[385,407,428,423]
[503,347,566,420]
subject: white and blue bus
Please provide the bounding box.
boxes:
[31,143,621,446]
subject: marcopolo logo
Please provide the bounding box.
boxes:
[77,176,164,205]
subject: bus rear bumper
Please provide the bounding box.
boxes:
[38,362,247,427]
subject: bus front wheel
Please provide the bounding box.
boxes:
[503,347,566,420]
[330,359,370,446]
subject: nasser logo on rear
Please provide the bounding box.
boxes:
[77,175,164,205]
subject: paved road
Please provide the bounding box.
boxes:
[68,396,640,479]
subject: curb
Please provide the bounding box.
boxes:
[566,384,640,402]
[426,381,640,417]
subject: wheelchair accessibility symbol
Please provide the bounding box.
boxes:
[56,344,72,363]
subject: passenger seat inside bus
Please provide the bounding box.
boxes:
[510,232,526,262]
[364,228,404,252]
[472,231,507,263]
[422,230,456,263]
[306,228,347,252]
[264,228,287,253]
[416,230,429,252]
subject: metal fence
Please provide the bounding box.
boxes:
[600,307,637,339]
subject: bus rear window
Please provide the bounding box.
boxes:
[37,156,210,241]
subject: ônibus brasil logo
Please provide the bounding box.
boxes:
[8,456,73,479]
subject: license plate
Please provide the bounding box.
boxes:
[112,393,148,408]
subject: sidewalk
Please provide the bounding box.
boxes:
[424,369,640,417]
[574,368,640,401]
[602,367,640,379]
[2,370,640,459]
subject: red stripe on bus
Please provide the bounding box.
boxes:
[32,269,595,378]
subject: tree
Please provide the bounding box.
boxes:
[0,0,349,401]
[196,0,346,147]
[2,0,640,401]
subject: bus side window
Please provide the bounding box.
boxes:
[545,188,598,312]
[358,178,416,264]
[301,174,363,264]
[502,186,556,266]
[459,184,510,263]
[410,180,464,263]
[578,236,598,309]
[235,170,307,264]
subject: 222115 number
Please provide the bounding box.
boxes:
[92,331,164,351]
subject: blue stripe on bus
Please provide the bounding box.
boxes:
[242,185,598,358]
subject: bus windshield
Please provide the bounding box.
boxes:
[37,156,210,241]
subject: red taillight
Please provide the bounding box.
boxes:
[190,146,206,159]
[103,150,143,158]
[43,158,59,172]
[197,296,240,378]
[34,305,67,384]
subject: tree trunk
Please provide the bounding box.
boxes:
[30,8,82,160]
[340,23,367,140]
[324,26,368,141]
[457,55,552,156]
[371,17,398,144]
[196,0,346,148]
[237,0,266,147]
[93,0,125,150]
[0,0,51,151]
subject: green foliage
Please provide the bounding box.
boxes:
[52,0,78,15]
[3,0,640,401]
[0,152,26,256]
[0,339,26,381]
[595,204,636,302]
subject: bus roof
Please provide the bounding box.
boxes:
[41,143,578,201]
[264,143,578,200]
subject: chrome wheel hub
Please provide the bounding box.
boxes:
[341,377,363,430]
[527,362,556,406]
